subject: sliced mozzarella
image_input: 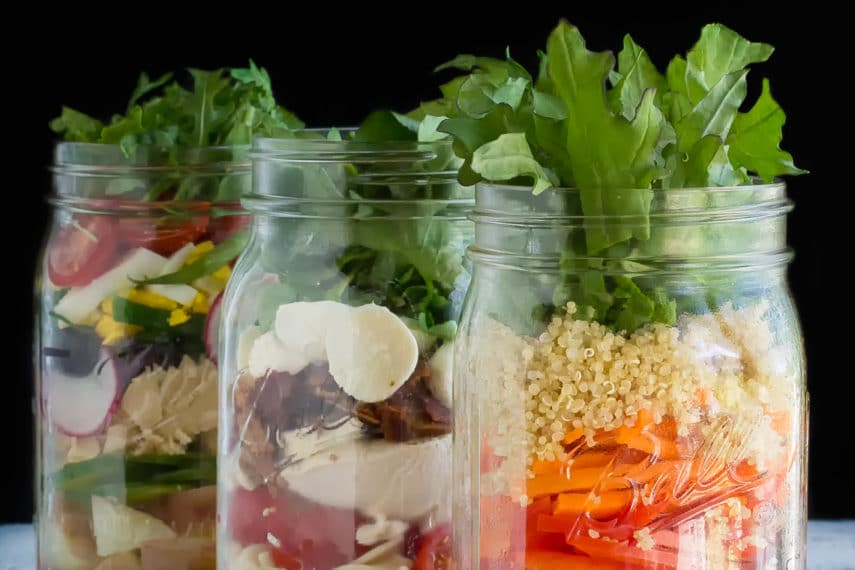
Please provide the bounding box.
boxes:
[237,326,263,371]
[277,421,362,463]
[54,248,166,323]
[427,341,454,407]
[280,435,450,521]
[91,495,176,557]
[325,304,419,403]
[248,331,309,378]
[274,301,350,362]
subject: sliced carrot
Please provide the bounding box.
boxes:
[553,490,632,518]
[524,549,626,570]
[531,459,561,475]
[567,449,617,469]
[571,535,678,569]
[615,430,680,460]
[563,427,586,444]
[527,466,629,498]
[617,459,685,485]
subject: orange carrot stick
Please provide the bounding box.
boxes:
[568,450,617,469]
[553,490,632,518]
[571,535,678,569]
[525,550,627,570]
[563,427,585,444]
[527,466,631,498]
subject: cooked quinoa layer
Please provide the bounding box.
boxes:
[470,301,798,496]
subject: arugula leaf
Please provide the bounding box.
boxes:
[671,136,746,187]
[231,59,273,96]
[51,61,302,159]
[127,72,174,111]
[49,107,103,141]
[353,110,418,142]
[675,70,747,153]
[100,105,145,156]
[470,133,556,194]
[547,22,667,253]
[434,20,803,333]
[727,78,806,182]
[686,24,773,101]
[139,228,250,285]
[609,35,667,120]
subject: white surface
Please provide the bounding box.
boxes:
[1,521,853,568]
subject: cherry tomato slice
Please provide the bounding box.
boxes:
[48,215,117,287]
[206,213,250,244]
[119,215,209,256]
[415,524,451,570]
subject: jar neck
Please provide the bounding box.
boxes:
[51,143,250,205]
[469,183,793,273]
[249,136,463,202]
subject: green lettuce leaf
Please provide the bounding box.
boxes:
[547,22,667,253]
[470,133,556,194]
[727,78,806,182]
[609,35,667,120]
[686,24,774,101]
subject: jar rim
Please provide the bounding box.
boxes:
[51,142,251,174]
[252,133,454,165]
[47,195,244,215]
[472,181,791,224]
[242,193,473,220]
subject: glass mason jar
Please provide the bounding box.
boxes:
[36,143,250,570]
[454,183,807,570]
[218,136,471,570]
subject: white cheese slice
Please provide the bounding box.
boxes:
[427,341,454,407]
[248,331,309,377]
[325,304,419,403]
[280,435,450,521]
[237,326,263,371]
[53,248,166,323]
[274,301,350,362]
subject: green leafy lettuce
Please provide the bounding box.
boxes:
[249,113,470,339]
[51,60,303,155]
[436,21,804,332]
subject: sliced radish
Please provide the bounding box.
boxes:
[205,292,223,364]
[44,348,121,437]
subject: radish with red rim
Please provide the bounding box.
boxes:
[44,348,121,437]
[205,293,223,364]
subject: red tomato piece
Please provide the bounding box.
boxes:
[48,215,118,287]
[414,524,451,570]
[206,213,250,244]
[119,215,209,255]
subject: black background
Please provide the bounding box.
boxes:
[4,11,849,523]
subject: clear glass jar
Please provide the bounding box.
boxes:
[36,143,250,570]
[454,183,807,570]
[218,136,471,570]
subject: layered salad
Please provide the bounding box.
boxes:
[219,118,469,570]
[38,62,300,570]
[440,21,806,569]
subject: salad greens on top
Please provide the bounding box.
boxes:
[432,21,804,332]
[50,60,303,157]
